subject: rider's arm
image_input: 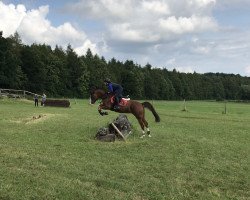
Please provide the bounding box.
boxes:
[108,83,113,92]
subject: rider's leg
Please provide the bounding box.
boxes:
[113,95,120,110]
[114,91,122,110]
[118,89,123,102]
[115,95,120,104]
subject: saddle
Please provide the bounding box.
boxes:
[110,96,130,106]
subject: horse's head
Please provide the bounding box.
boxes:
[89,87,106,104]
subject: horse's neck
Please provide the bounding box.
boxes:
[96,89,106,99]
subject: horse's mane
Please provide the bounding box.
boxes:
[90,86,111,98]
[90,86,104,94]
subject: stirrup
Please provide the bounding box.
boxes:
[113,105,120,110]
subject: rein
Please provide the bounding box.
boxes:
[101,93,113,100]
[92,89,113,103]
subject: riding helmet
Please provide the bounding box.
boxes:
[104,78,111,83]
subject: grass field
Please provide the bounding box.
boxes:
[0,98,249,200]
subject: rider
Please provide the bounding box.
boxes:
[104,78,123,110]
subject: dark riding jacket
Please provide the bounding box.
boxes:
[107,82,123,95]
[107,82,123,105]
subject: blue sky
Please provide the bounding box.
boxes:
[1,0,250,76]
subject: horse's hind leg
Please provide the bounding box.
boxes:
[137,118,146,138]
[142,118,151,137]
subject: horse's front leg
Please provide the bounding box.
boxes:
[98,104,108,116]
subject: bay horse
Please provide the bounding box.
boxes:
[90,88,160,138]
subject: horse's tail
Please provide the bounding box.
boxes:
[142,102,160,122]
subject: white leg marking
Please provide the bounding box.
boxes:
[147,128,152,137]
[140,130,145,138]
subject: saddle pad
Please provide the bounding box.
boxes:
[111,96,130,106]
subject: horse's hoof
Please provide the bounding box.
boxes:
[140,135,145,139]
[148,134,152,138]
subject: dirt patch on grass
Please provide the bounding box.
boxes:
[10,114,58,124]
[25,114,57,124]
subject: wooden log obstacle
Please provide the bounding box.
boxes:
[42,99,70,107]
[95,114,132,142]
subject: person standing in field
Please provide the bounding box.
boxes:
[34,94,39,107]
[41,93,46,106]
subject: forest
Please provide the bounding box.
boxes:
[1,31,250,100]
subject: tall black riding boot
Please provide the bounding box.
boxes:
[113,96,120,110]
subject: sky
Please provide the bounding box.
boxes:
[1,0,250,76]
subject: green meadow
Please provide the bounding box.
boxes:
[0,98,249,200]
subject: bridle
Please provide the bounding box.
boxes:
[91,90,112,103]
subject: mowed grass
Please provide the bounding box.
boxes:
[0,98,249,200]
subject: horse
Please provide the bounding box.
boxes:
[90,88,160,138]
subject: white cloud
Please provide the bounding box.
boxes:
[189,0,216,9]
[159,15,217,35]
[109,23,160,42]
[66,0,216,19]
[66,0,134,21]
[192,46,211,55]
[74,39,98,55]
[0,2,26,37]
[176,66,194,73]
[166,58,176,65]
[174,0,216,16]
[64,0,250,76]
[245,66,250,76]
[141,0,170,15]
[164,57,194,73]
[0,2,97,55]
[65,0,218,44]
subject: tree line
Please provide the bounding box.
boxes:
[1,31,250,100]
